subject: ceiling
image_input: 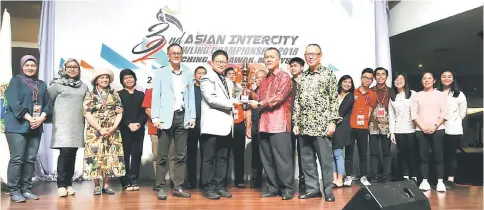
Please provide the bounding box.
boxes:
[390,6,483,76]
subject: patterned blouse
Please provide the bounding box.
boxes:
[293,66,340,137]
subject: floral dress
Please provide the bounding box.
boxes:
[83,89,126,179]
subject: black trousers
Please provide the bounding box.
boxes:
[416,130,445,179]
[155,112,188,189]
[231,122,246,184]
[120,128,144,186]
[200,133,231,191]
[299,135,333,195]
[259,132,295,194]
[344,129,369,177]
[291,132,304,179]
[395,133,418,177]
[57,148,78,188]
[186,125,201,186]
[369,134,392,180]
[251,133,263,184]
[444,134,461,178]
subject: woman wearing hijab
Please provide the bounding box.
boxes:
[5,55,50,202]
[48,58,89,197]
[83,69,125,195]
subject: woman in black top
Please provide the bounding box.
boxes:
[333,75,355,187]
[117,69,147,191]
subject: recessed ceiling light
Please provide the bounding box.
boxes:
[418,64,423,68]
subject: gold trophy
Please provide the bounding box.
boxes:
[240,62,250,110]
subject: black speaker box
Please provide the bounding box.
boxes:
[343,181,431,210]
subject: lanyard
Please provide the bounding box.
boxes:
[96,87,107,107]
[376,87,388,106]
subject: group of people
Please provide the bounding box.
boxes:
[3,43,467,203]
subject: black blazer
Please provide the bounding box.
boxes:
[333,92,354,149]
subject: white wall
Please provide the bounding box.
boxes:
[389,0,484,37]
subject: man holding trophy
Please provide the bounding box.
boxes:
[249,48,295,200]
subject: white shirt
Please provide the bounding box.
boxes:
[389,90,416,134]
[172,70,184,111]
[444,91,467,135]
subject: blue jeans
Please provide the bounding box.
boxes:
[6,132,41,195]
[332,149,345,175]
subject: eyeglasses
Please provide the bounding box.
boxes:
[361,76,373,81]
[171,52,182,56]
[213,60,227,65]
[304,53,321,57]
[66,66,79,71]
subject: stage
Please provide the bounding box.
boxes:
[1,181,482,210]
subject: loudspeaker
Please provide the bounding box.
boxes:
[343,181,431,210]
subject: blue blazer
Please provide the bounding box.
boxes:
[4,75,50,134]
[151,65,196,129]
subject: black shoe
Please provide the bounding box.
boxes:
[298,191,322,199]
[325,194,335,202]
[216,189,232,198]
[235,183,246,188]
[22,192,39,200]
[202,191,220,199]
[186,182,196,189]
[157,189,167,200]
[153,185,161,191]
[172,188,191,198]
[282,193,294,200]
[260,192,278,198]
[102,187,115,195]
[10,194,26,203]
[445,181,456,190]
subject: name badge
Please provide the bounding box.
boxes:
[33,104,42,118]
[357,114,364,126]
[233,108,239,120]
[377,107,385,118]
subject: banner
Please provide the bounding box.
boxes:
[0,9,12,184]
[55,0,378,179]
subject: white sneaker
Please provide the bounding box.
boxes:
[419,180,431,191]
[436,181,447,192]
[343,176,353,187]
[360,176,371,186]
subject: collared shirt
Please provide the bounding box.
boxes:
[444,91,467,135]
[350,87,377,129]
[172,70,184,111]
[389,91,416,134]
[254,68,293,133]
[369,85,391,135]
[293,66,340,137]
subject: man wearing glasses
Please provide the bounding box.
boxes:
[293,44,339,202]
[199,50,242,199]
[343,68,376,187]
[151,43,196,200]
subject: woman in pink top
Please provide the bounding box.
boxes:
[411,72,448,192]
